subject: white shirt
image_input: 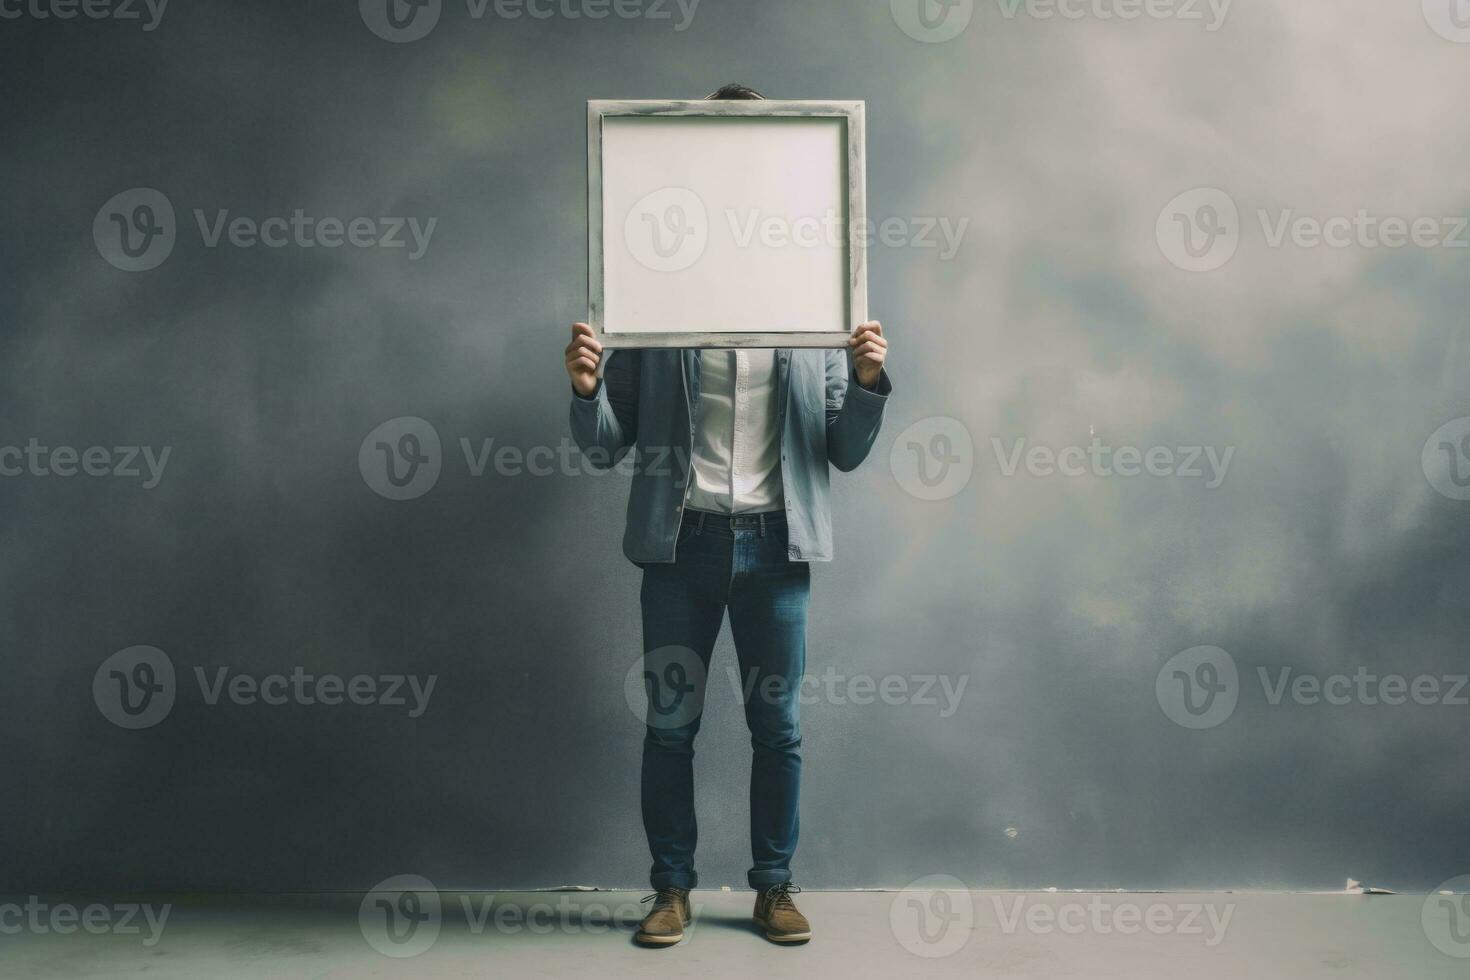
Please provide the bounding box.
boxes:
[685,349,784,514]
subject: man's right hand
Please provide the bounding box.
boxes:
[565,322,603,398]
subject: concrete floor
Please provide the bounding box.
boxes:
[0,889,1464,978]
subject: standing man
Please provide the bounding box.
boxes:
[566,84,893,947]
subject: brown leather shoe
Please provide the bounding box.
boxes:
[635,888,691,947]
[753,883,811,943]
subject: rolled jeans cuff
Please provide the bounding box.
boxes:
[747,868,792,890]
[652,871,697,891]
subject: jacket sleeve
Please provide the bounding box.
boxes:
[824,349,893,473]
[569,349,641,471]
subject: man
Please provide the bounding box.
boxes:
[566,83,893,947]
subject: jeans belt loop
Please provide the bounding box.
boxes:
[696,511,707,535]
[758,512,767,538]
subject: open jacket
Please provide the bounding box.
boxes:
[569,348,893,564]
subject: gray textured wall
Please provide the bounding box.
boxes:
[2,0,1468,894]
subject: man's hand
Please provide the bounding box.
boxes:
[566,322,603,398]
[849,320,888,390]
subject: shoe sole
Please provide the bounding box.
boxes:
[634,932,684,947]
[756,921,812,944]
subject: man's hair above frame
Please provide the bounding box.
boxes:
[706,83,766,101]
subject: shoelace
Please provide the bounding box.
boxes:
[641,890,683,913]
[763,882,801,911]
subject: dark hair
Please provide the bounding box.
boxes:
[705,83,766,101]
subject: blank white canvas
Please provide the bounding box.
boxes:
[600,115,849,336]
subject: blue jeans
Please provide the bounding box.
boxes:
[640,509,810,891]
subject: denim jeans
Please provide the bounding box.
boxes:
[640,509,810,891]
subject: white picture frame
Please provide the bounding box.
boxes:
[587,99,868,349]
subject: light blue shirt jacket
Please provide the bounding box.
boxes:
[569,348,893,564]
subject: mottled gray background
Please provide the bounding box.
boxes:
[2,0,1468,894]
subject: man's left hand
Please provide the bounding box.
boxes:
[849,321,888,390]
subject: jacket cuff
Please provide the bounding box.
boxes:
[571,381,604,405]
[848,367,893,406]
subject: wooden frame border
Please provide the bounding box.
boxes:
[587,99,867,349]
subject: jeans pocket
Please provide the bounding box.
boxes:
[676,518,698,545]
